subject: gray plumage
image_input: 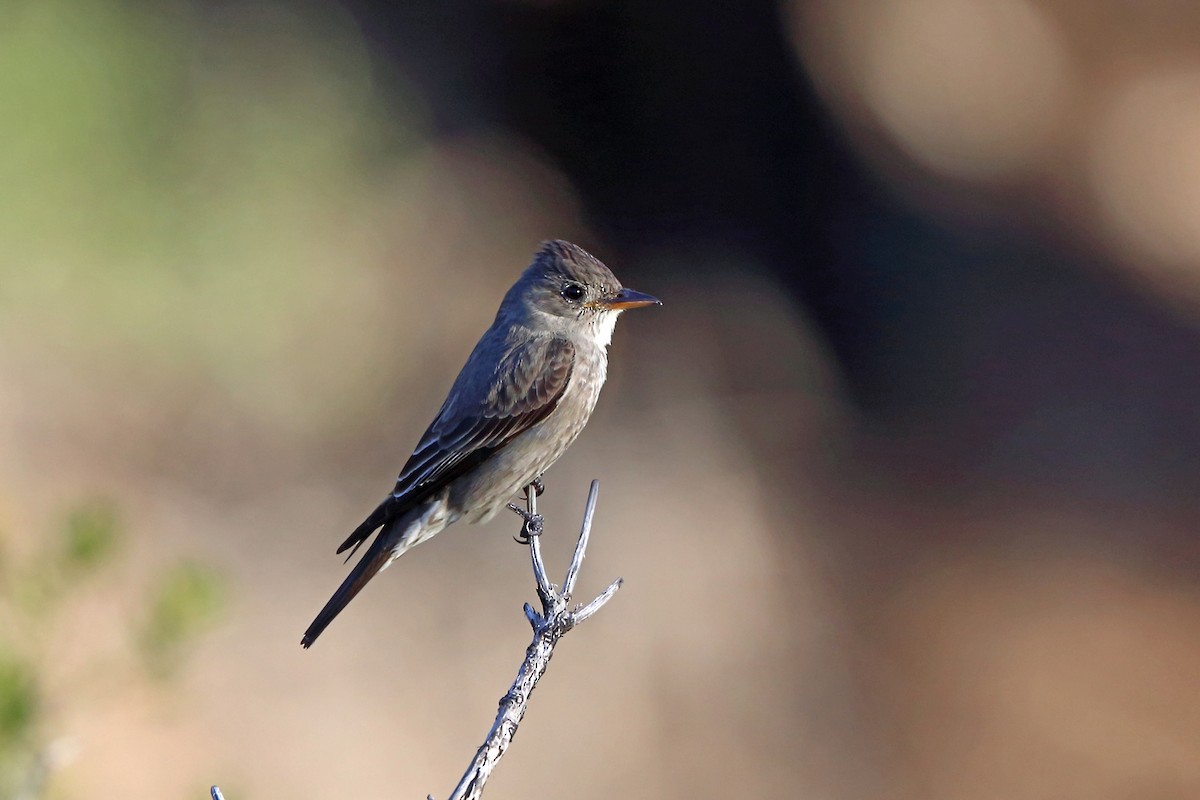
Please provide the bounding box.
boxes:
[302,240,659,648]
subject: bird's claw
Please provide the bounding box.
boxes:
[507,502,544,544]
[524,476,545,499]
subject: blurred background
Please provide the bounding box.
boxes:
[3,0,1200,797]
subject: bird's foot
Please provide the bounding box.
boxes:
[513,518,543,544]
[507,502,544,544]
[525,476,545,499]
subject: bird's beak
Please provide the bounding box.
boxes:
[603,288,661,310]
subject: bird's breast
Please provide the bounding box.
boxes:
[452,346,608,523]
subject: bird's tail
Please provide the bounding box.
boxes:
[302,515,413,649]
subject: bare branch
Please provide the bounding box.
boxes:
[562,480,600,598]
[524,489,553,605]
[572,576,622,624]
[436,479,621,800]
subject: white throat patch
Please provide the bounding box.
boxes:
[592,310,620,348]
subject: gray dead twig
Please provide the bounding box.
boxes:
[433,478,621,800]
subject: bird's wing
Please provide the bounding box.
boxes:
[335,335,576,555]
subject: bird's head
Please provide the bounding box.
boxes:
[506,240,660,343]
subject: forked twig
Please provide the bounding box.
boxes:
[435,479,621,800]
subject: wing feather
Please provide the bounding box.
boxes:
[335,335,575,555]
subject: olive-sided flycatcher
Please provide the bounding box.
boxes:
[302,240,659,647]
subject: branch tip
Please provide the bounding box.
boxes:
[563,480,601,596]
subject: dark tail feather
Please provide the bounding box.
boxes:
[302,534,393,649]
[337,498,395,557]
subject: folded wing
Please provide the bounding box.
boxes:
[335,335,576,556]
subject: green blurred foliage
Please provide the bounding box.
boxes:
[0,499,124,796]
[0,0,425,430]
[10,500,122,618]
[139,563,227,679]
[61,501,120,573]
[0,499,227,796]
[0,654,37,750]
[0,653,39,800]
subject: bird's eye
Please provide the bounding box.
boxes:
[560,283,586,303]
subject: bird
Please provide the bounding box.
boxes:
[301,240,660,648]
